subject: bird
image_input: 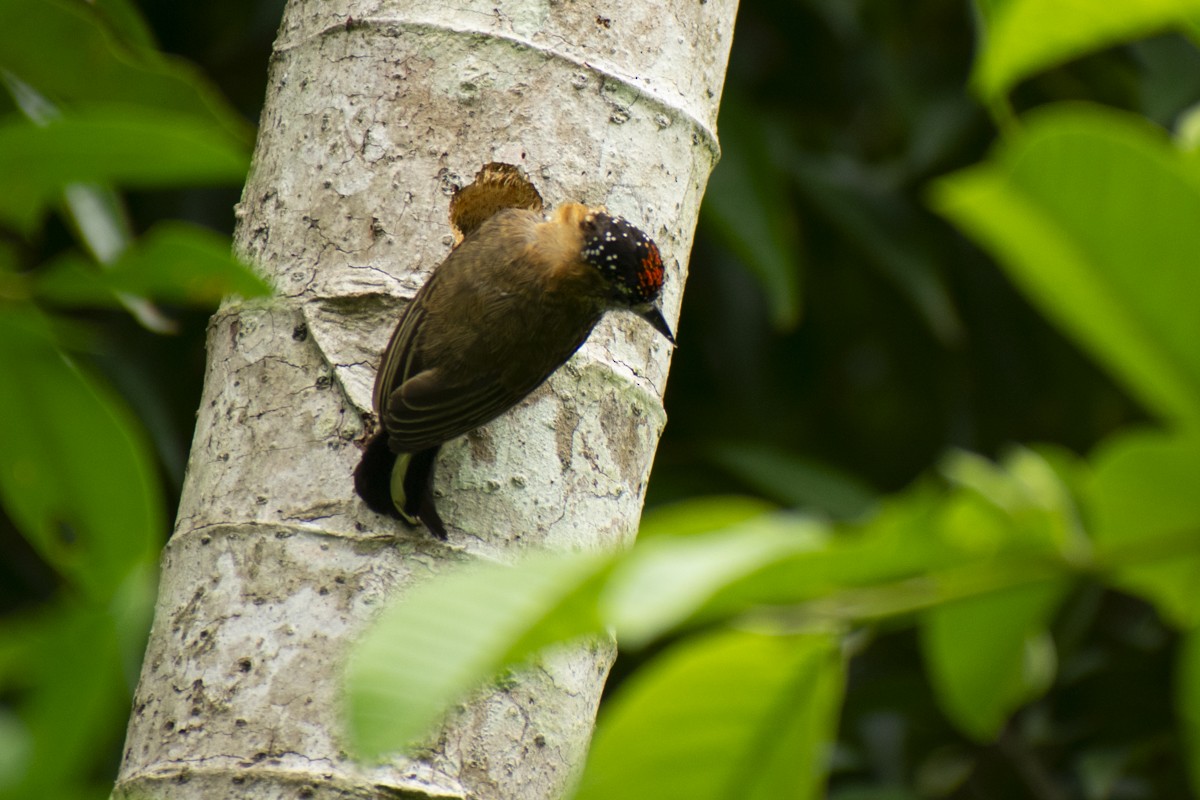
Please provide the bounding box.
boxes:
[354,164,674,539]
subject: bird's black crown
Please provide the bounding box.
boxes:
[579,212,665,305]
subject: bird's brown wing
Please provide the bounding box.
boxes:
[373,253,510,451]
[383,368,514,452]
[373,209,538,416]
[379,320,597,453]
[372,274,433,415]
[374,206,600,453]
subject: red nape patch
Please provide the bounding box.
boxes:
[639,245,664,293]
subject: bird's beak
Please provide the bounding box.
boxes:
[635,304,676,345]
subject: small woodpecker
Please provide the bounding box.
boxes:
[354,164,674,539]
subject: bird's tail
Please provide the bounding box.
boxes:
[353,432,399,517]
[354,434,447,540]
[397,446,446,540]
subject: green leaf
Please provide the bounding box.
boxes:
[920,580,1066,740]
[57,182,181,333]
[36,222,272,307]
[0,110,250,233]
[972,0,1014,26]
[0,708,30,790]
[0,602,131,799]
[345,552,611,759]
[638,495,780,540]
[60,182,134,265]
[931,104,1200,428]
[605,512,828,648]
[575,629,844,800]
[691,488,966,620]
[1087,430,1200,627]
[90,0,159,53]
[703,103,804,329]
[708,441,878,520]
[1179,101,1200,151]
[940,447,1088,561]
[6,74,188,332]
[1178,628,1200,796]
[973,0,1200,105]
[693,457,1077,626]
[0,0,248,139]
[0,307,162,599]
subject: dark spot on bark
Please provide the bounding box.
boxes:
[467,428,496,463]
[599,394,641,485]
[555,403,581,470]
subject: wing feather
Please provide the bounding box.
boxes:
[372,209,601,453]
[372,281,433,414]
[380,322,597,453]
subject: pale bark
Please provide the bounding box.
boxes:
[115,1,735,798]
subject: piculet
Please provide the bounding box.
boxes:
[354,163,674,539]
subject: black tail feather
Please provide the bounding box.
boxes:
[354,435,446,539]
[354,433,401,518]
[403,445,446,539]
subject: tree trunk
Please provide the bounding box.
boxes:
[114,1,736,797]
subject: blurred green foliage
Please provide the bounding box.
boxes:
[0,1,268,798]
[350,2,1200,800]
[6,0,1200,799]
